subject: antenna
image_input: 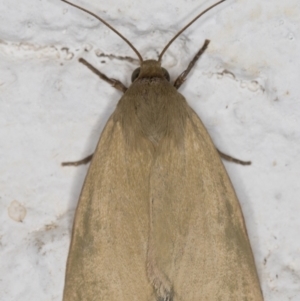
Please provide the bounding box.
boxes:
[61,0,143,63]
[158,0,226,62]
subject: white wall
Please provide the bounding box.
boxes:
[1,0,299,300]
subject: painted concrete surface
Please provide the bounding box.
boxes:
[1,0,300,300]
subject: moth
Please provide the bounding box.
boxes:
[61,0,264,300]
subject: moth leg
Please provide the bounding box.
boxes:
[174,39,210,89]
[218,149,251,166]
[79,58,128,93]
[61,154,93,167]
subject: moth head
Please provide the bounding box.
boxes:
[131,60,170,82]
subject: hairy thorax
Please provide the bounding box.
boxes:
[115,77,190,147]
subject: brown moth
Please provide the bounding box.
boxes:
[61,0,264,300]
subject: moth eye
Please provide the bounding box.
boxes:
[162,68,170,81]
[131,67,140,82]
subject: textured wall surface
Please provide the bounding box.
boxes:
[1,0,300,300]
